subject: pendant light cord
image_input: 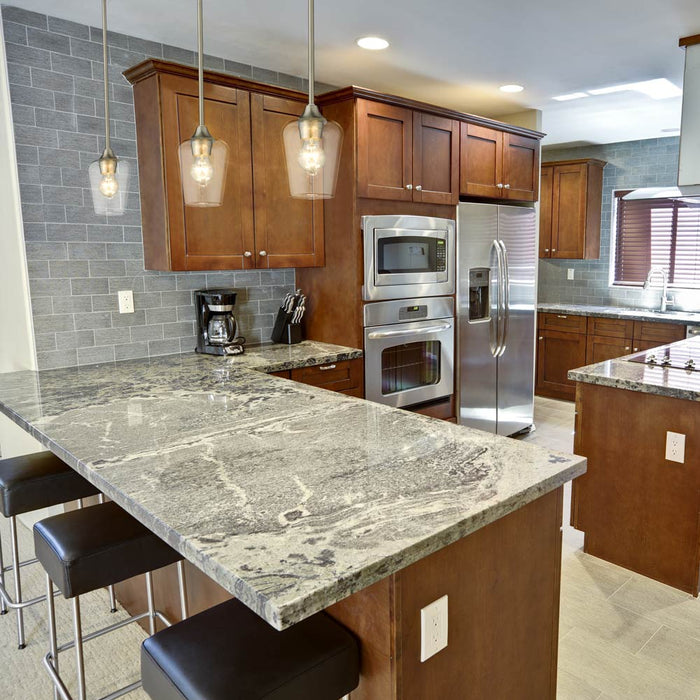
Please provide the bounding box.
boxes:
[307,0,314,107]
[101,0,110,151]
[197,0,204,127]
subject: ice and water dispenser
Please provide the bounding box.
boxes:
[468,268,490,321]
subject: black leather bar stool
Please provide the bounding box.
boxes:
[141,598,360,700]
[34,501,189,700]
[0,451,101,649]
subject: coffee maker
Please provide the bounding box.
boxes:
[194,289,245,356]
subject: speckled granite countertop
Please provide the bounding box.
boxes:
[569,336,700,401]
[0,342,585,630]
[538,303,700,325]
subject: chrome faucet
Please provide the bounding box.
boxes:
[643,267,674,312]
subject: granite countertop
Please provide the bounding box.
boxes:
[538,303,700,326]
[569,335,700,401]
[0,342,585,630]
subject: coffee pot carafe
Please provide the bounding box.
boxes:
[195,289,245,356]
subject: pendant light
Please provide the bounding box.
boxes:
[89,0,130,216]
[283,0,342,199]
[178,0,229,207]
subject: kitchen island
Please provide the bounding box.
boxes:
[0,341,585,699]
[569,335,700,596]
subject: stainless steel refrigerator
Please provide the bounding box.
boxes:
[457,202,537,436]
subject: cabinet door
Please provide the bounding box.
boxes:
[356,99,413,201]
[503,133,540,201]
[539,166,553,258]
[586,335,633,364]
[535,329,587,401]
[160,74,254,270]
[459,123,503,199]
[550,163,587,259]
[250,94,324,269]
[412,113,459,205]
[633,321,686,345]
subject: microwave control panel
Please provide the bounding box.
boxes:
[436,239,447,272]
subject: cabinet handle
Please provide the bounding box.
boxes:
[557,315,568,319]
[496,183,504,189]
[538,336,544,341]
[504,184,511,189]
[405,184,413,190]
[243,251,252,257]
[318,364,336,371]
[259,250,267,257]
[415,185,422,191]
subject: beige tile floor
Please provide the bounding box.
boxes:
[520,396,700,700]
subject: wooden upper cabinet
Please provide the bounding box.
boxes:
[357,99,413,201]
[250,94,324,269]
[356,99,459,204]
[159,74,254,271]
[412,113,459,204]
[460,123,540,202]
[540,159,605,260]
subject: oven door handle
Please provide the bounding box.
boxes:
[367,322,452,340]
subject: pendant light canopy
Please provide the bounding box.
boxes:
[89,0,130,216]
[283,0,342,199]
[179,0,229,207]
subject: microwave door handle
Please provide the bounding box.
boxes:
[367,322,452,340]
[498,240,509,357]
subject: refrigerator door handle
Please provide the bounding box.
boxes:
[489,239,502,357]
[497,240,510,357]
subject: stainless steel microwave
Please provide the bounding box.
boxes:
[361,215,455,301]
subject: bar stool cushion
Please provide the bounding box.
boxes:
[0,452,99,518]
[141,599,360,700]
[33,501,182,599]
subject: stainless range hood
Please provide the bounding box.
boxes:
[625,36,700,202]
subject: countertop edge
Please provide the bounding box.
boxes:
[538,303,700,325]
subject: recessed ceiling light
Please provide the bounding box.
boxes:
[589,78,681,100]
[499,84,524,93]
[552,92,589,102]
[357,37,389,50]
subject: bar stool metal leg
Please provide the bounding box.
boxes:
[0,526,7,615]
[97,494,118,613]
[145,571,156,636]
[72,596,87,700]
[46,575,60,700]
[176,560,188,620]
[9,516,25,649]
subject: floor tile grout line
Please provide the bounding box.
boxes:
[632,622,665,656]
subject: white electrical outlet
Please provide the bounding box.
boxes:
[567,268,575,280]
[117,290,134,314]
[420,595,448,662]
[666,431,686,463]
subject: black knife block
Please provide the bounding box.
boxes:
[271,308,302,344]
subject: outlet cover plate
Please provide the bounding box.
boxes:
[666,431,685,463]
[567,268,575,280]
[118,290,134,314]
[420,594,448,662]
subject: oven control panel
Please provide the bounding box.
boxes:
[399,304,428,321]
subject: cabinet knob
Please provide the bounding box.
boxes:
[634,347,639,352]
[405,184,413,190]
[504,184,511,189]
[243,251,252,257]
[259,250,267,257]
[496,183,504,189]
[544,248,550,253]
[538,336,544,341]
[415,185,422,191]
[552,249,556,253]
[625,346,630,351]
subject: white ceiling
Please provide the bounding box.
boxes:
[4,0,700,146]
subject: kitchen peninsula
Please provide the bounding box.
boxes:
[569,335,700,596]
[0,341,585,699]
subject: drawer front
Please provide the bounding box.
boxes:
[633,321,686,344]
[291,359,362,392]
[586,335,633,365]
[539,312,587,333]
[587,316,634,339]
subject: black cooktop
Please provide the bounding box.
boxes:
[627,344,700,372]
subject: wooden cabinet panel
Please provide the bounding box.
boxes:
[633,321,686,344]
[160,74,255,271]
[587,316,634,339]
[357,99,413,201]
[503,133,539,201]
[412,113,459,205]
[289,358,363,395]
[551,163,587,259]
[539,167,553,257]
[250,94,324,269]
[268,370,291,379]
[459,122,503,199]
[631,340,664,353]
[538,312,587,334]
[586,335,632,364]
[536,329,587,401]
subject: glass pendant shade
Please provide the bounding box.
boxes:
[283,116,342,199]
[88,154,130,216]
[178,131,229,207]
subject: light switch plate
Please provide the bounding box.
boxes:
[118,290,134,314]
[420,595,448,662]
[666,431,685,463]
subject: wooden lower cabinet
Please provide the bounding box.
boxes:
[536,329,587,401]
[585,334,632,364]
[272,358,363,397]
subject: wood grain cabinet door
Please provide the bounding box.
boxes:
[459,122,504,199]
[503,133,540,201]
[539,165,553,258]
[160,74,255,270]
[535,329,587,401]
[250,94,324,269]
[356,99,413,201]
[586,335,633,364]
[550,163,587,259]
[412,113,459,205]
